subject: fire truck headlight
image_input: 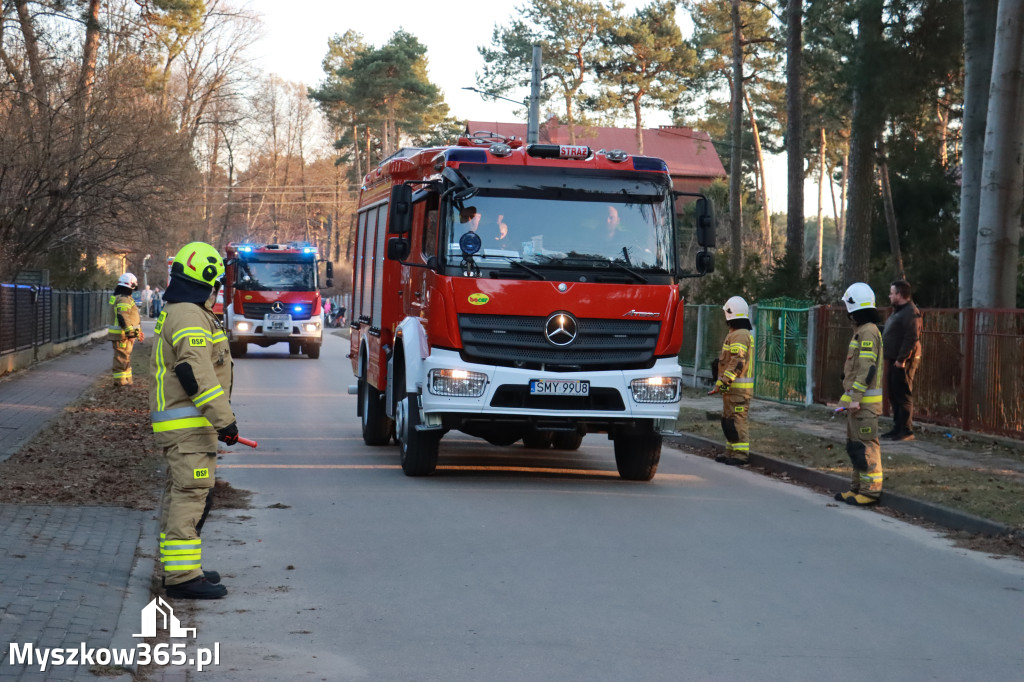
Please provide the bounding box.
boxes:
[235,321,251,332]
[630,377,680,403]
[428,369,488,397]
[303,322,319,333]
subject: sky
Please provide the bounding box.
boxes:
[243,0,682,125]
[242,0,799,216]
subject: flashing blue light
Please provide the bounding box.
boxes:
[447,149,488,164]
[632,156,669,172]
[293,305,303,313]
[239,246,253,252]
[303,247,316,254]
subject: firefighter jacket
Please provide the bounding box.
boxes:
[148,301,234,453]
[841,322,883,413]
[717,328,754,395]
[108,294,141,341]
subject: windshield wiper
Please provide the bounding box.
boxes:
[542,255,648,283]
[608,260,648,283]
[475,253,546,280]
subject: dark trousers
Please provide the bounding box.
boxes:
[886,359,917,433]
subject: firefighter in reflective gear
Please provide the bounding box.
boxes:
[149,242,242,599]
[710,296,755,466]
[835,282,884,506]
[108,272,143,385]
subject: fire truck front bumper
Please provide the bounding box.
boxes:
[418,349,682,429]
[230,316,323,342]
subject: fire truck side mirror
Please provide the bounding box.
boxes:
[387,237,411,262]
[696,250,715,275]
[696,197,716,248]
[389,185,413,234]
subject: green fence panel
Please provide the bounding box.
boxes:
[754,297,813,405]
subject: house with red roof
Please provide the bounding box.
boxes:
[465,118,726,194]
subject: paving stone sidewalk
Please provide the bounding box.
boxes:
[1,328,157,681]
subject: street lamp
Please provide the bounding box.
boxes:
[463,46,542,144]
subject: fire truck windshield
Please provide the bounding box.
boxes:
[235,260,315,291]
[444,192,674,273]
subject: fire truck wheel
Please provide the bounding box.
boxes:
[289,342,300,355]
[613,431,661,481]
[521,431,553,449]
[396,394,439,476]
[230,341,247,357]
[360,378,393,446]
[551,430,585,451]
[306,343,321,359]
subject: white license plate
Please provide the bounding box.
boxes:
[529,379,590,396]
[266,314,290,331]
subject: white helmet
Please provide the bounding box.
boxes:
[841,282,875,313]
[117,272,138,289]
[723,295,749,320]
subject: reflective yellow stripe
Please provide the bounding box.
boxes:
[733,378,754,386]
[171,327,227,346]
[861,395,883,404]
[112,370,132,378]
[161,538,200,547]
[860,351,878,360]
[152,416,212,433]
[155,338,167,411]
[193,385,224,407]
[731,443,749,451]
[723,371,736,381]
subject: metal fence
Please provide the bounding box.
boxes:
[813,306,1024,440]
[0,285,110,355]
[754,298,813,404]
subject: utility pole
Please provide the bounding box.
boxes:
[527,44,542,144]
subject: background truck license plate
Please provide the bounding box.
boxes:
[267,313,290,331]
[529,380,590,396]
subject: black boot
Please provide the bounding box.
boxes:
[166,576,227,600]
[203,570,221,584]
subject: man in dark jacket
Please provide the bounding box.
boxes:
[882,280,922,440]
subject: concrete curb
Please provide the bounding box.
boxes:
[665,431,1018,538]
[108,513,159,675]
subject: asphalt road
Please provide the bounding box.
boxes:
[187,332,1024,682]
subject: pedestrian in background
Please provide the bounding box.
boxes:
[108,273,144,386]
[150,242,244,599]
[709,296,755,466]
[835,283,884,506]
[882,279,922,441]
[151,286,162,317]
[141,284,153,317]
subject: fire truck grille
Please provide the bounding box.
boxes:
[241,302,314,320]
[458,314,661,370]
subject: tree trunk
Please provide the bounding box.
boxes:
[878,143,906,279]
[15,0,47,102]
[842,0,885,285]
[72,0,102,159]
[972,0,1024,309]
[959,0,999,307]
[729,0,744,272]
[816,128,826,282]
[744,88,771,262]
[634,98,644,155]
[351,123,362,184]
[837,149,848,280]
[785,0,804,276]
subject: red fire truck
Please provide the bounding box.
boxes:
[350,134,715,480]
[223,242,333,359]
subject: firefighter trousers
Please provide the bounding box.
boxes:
[845,408,882,497]
[720,390,750,460]
[159,443,216,586]
[111,339,134,385]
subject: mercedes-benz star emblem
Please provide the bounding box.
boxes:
[271,301,284,314]
[544,312,578,347]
